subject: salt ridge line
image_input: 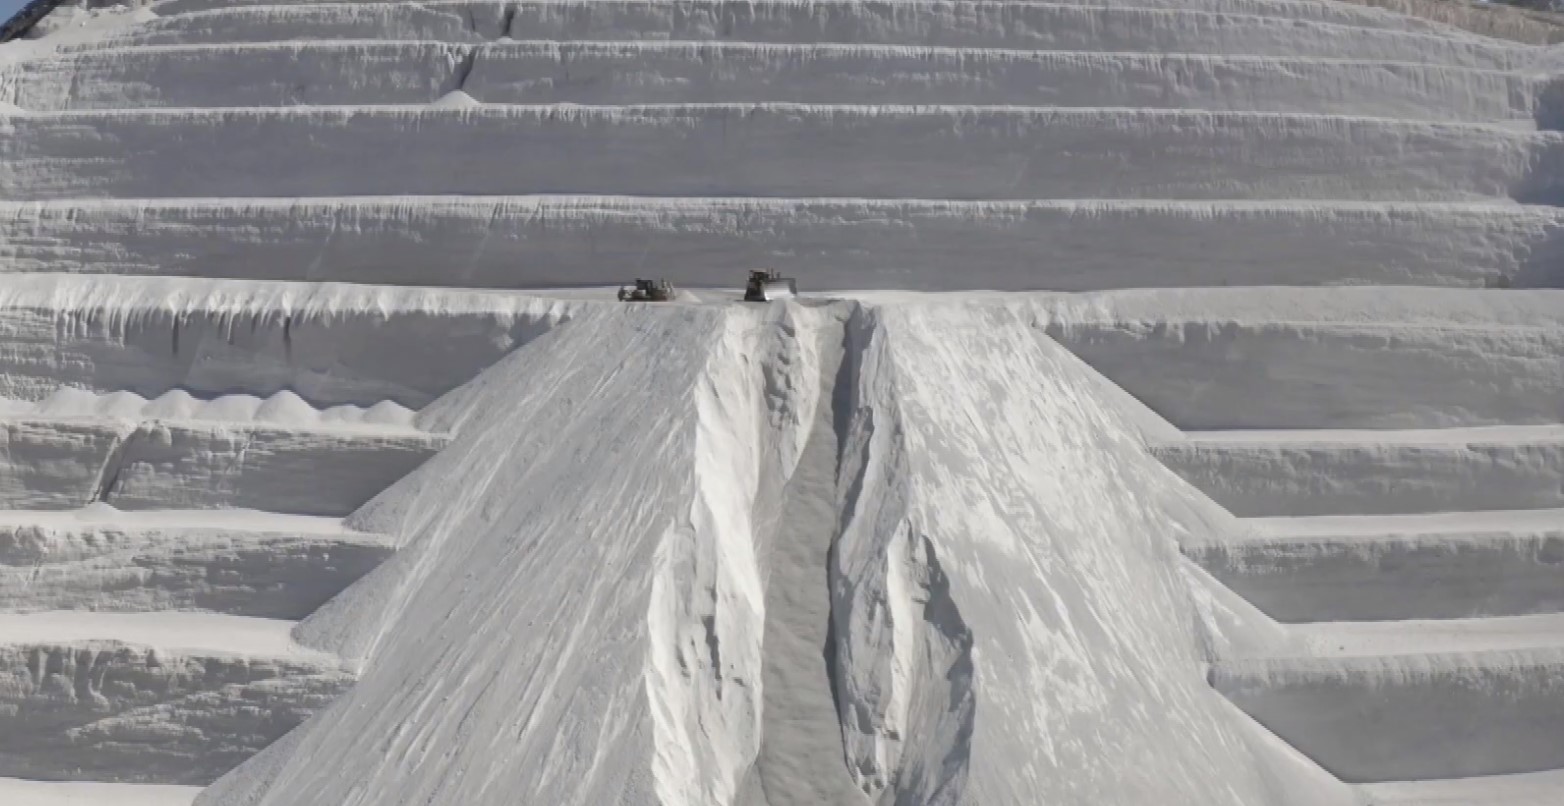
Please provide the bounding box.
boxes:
[1050,322,1564,429]
[3,198,1557,289]
[1212,647,1564,782]
[4,41,1545,123]
[11,196,1549,215]
[1153,425,1564,517]
[0,413,445,514]
[4,106,1557,202]
[0,610,356,785]
[149,0,1454,32]
[0,389,416,428]
[1187,509,1564,621]
[1294,613,1564,658]
[0,507,393,617]
[12,102,1547,122]
[1038,285,1564,327]
[92,1,1526,69]
[10,39,1538,71]
[0,276,580,406]
[0,610,335,660]
[1041,289,1564,428]
[0,777,199,805]
[1176,425,1564,445]
[1364,769,1564,805]
[0,504,354,531]
[0,403,430,434]
[0,269,590,315]
[1243,508,1564,538]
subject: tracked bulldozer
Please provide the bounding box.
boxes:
[618,278,675,302]
[743,269,798,302]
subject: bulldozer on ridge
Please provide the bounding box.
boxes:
[618,278,675,302]
[743,269,798,302]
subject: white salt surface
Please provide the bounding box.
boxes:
[0,611,328,659]
[2,0,1563,801]
[0,778,198,806]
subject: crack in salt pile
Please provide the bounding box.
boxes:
[0,0,1561,803]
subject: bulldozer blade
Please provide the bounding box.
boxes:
[756,279,798,301]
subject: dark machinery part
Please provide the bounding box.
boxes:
[618,278,676,302]
[743,269,798,302]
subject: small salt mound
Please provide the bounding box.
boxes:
[92,390,151,418]
[315,400,416,428]
[190,393,264,422]
[430,90,480,109]
[317,405,360,426]
[2,386,421,428]
[141,389,202,420]
[32,387,115,417]
[76,501,121,521]
[361,400,417,427]
[253,390,319,425]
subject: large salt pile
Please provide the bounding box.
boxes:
[1,0,1562,804]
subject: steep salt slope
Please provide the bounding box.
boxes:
[195,301,1349,806]
[201,304,767,805]
[819,303,1320,804]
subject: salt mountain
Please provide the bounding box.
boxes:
[0,0,1562,804]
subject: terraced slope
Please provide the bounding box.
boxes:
[0,276,573,801]
[0,0,1561,803]
[0,284,443,789]
[1043,288,1564,797]
[5,0,1564,292]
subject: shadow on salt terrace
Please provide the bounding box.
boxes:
[1517,224,1564,286]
